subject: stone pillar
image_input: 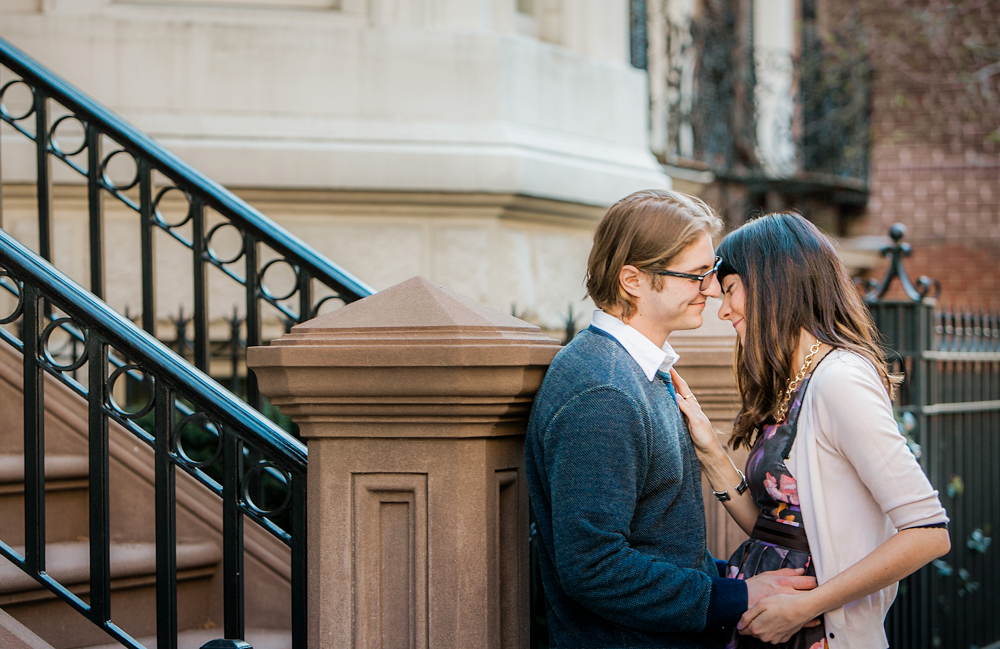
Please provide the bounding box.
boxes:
[247,277,560,649]
[670,298,747,561]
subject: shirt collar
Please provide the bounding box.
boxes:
[590,310,681,381]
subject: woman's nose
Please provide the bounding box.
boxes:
[718,295,731,320]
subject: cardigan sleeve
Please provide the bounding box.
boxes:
[543,386,746,632]
[810,354,948,531]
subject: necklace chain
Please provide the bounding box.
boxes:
[775,342,822,424]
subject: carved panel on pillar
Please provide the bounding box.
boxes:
[496,469,520,649]
[353,473,428,649]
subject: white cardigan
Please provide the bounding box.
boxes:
[785,350,948,649]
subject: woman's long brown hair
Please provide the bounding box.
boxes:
[716,213,898,451]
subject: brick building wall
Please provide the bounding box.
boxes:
[831,0,1000,308]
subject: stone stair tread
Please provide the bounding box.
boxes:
[0,541,221,595]
[0,455,90,485]
[81,627,290,649]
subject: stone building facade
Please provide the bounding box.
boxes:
[1,0,669,336]
[833,0,1000,308]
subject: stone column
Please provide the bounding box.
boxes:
[670,298,747,561]
[247,277,560,649]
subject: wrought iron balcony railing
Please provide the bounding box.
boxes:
[0,35,374,414]
[0,227,307,649]
[641,1,872,196]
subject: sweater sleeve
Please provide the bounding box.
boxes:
[543,386,746,633]
[811,355,948,530]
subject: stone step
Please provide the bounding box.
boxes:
[0,541,222,649]
[0,606,54,649]
[0,455,90,546]
[82,627,291,649]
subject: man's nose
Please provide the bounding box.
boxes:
[701,275,722,298]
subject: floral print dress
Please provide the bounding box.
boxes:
[725,368,829,649]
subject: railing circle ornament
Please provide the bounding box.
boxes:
[206,222,247,265]
[310,293,346,319]
[40,317,89,371]
[0,79,36,121]
[241,461,292,517]
[0,271,25,325]
[172,413,224,469]
[152,186,193,229]
[48,114,88,157]
[106,364,155,419]
[100,149,140,191]
[259,258,300,302]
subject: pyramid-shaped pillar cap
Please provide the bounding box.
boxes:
[250,277,561,367]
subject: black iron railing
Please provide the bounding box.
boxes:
[0,35,373,416]
[0,227,307,649]
[865,225,1000,649]
[0,34,369,649]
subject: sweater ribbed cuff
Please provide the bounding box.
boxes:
[706,576,747,629]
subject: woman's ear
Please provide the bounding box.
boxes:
[619,265,643,299]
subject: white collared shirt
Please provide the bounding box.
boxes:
[590,310,681,382]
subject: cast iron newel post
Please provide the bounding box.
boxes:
[864,223,940,304]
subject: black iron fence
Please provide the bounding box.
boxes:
[866,226,999,649]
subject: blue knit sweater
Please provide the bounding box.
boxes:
[526,327,747,648]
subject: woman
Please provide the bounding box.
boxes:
[671,213,950,649]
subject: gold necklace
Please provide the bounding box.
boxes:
[775,341,822,424]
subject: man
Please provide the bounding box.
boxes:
[525,190,815,648]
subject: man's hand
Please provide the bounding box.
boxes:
[744,567,817,609]
[737,592,822,643]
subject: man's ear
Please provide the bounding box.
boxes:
[619,265,643,299]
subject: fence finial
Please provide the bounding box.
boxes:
[864,223,940,303]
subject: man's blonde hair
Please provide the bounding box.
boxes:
[586,189,723,320]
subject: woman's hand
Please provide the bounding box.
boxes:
[738,591,822,644]
[670,368,722,455]
[671,367,759,535]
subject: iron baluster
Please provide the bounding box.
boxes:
[291,473,307,649]
[34,87,52,264]
[22,285,45,575]
[223,428,245,640]
[244,236,262,412]
[229,307,242,395]
[242,238,264,513]
[192,197,210,373]
[87,330,112,625]
[87,122,105,299]
[154,380,178,649]
[0,64,4,229]
[139,158,156,336]
[297,267,312,326]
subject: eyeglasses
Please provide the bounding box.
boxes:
[653,256,722,291]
